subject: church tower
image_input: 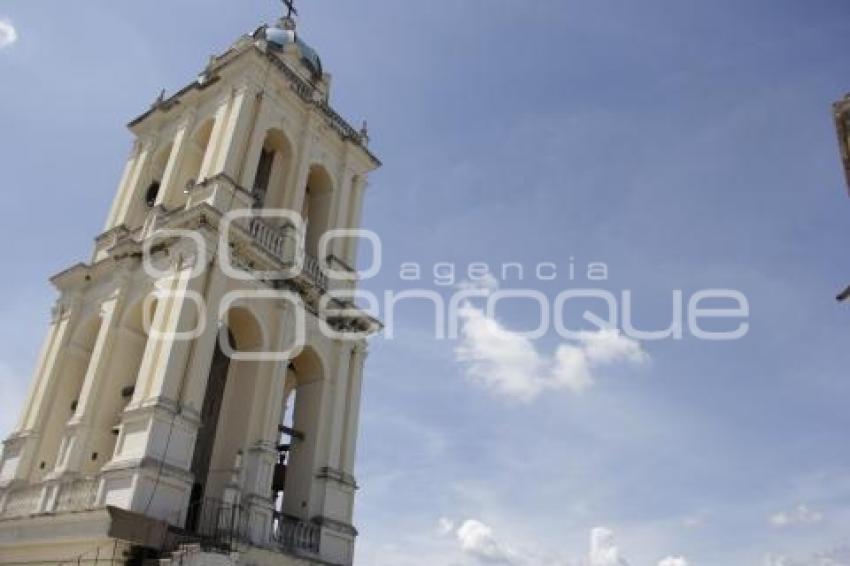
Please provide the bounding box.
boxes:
[0,5,380,565]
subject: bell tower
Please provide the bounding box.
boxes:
[0,6,380,566]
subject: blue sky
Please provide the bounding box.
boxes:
[2,1,850,564]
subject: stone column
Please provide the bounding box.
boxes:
[198,92,236,182]
[215,83,261,183]
[340,343,367,475]
[311,342,366,566]
[104,140,144,230]
[100,250,212,524]
[0,298,82,487]
[240,302,298,544]
[157,112,197,209]
[282,113,317,214]
[131,260,208,408]
[107,138,154,229]
[342,176,367,267]
[324,148,352,257]
[50,283,130,478]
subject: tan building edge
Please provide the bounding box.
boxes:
[834,94,850,303]
[0,7,380,565]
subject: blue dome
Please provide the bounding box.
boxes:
[264,25,323,78]
[295,36,323,77]
[265,26,296,47]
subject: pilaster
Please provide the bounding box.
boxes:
[158,112,196,208]
[342,176,367,267]
[52,276,132,477]
[0,297,84,486]
[104,140,144,230]
[216,83,261,182]
[199,92,236,182]
[283,112,318,214]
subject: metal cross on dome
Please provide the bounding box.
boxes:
[281,0,298,18]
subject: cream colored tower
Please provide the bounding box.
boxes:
[0,9,380,566]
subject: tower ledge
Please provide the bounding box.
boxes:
[128,31,380,168]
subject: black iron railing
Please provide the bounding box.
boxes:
[165,497,250,555]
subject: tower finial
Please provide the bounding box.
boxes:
[282,0,298,20]
[280,0,298,30]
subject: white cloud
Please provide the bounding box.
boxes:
[438,520,688,566]
[456,303,649,402]
[455,303,547,401]
[769,504,824,528]
[0,18,18,49]
[456,519,515,564]
[580,329,650,366]
[589,528,630,566]
[438,517,571,565]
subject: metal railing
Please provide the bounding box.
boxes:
[169,497,251,554]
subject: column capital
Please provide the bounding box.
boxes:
[351,341,368,359]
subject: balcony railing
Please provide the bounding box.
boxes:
[174,497,251,553]
[0,477,99,518]
[1,484,42,518]
[273,514,320,555]
[54,477,99,513]
[247,216,329,291]
[302,251,329,291]
[249,216,288,259]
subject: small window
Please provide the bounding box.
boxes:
[145,181,161,208]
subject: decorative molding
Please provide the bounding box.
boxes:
[312,514,358,537]
[315,467,357,490]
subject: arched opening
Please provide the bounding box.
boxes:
[186,307,264,531]
[250,129,293,210]
[275,347,324,521]
[33,315,101,480]
[167,119,215,209]
[85,297,156,473]
[302,166,334,258]
[126,142,173,229]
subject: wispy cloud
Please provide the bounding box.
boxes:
[0,18,18,49]
[769,504,824,528]
[455,302,649,402]
[765,545,850,566]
